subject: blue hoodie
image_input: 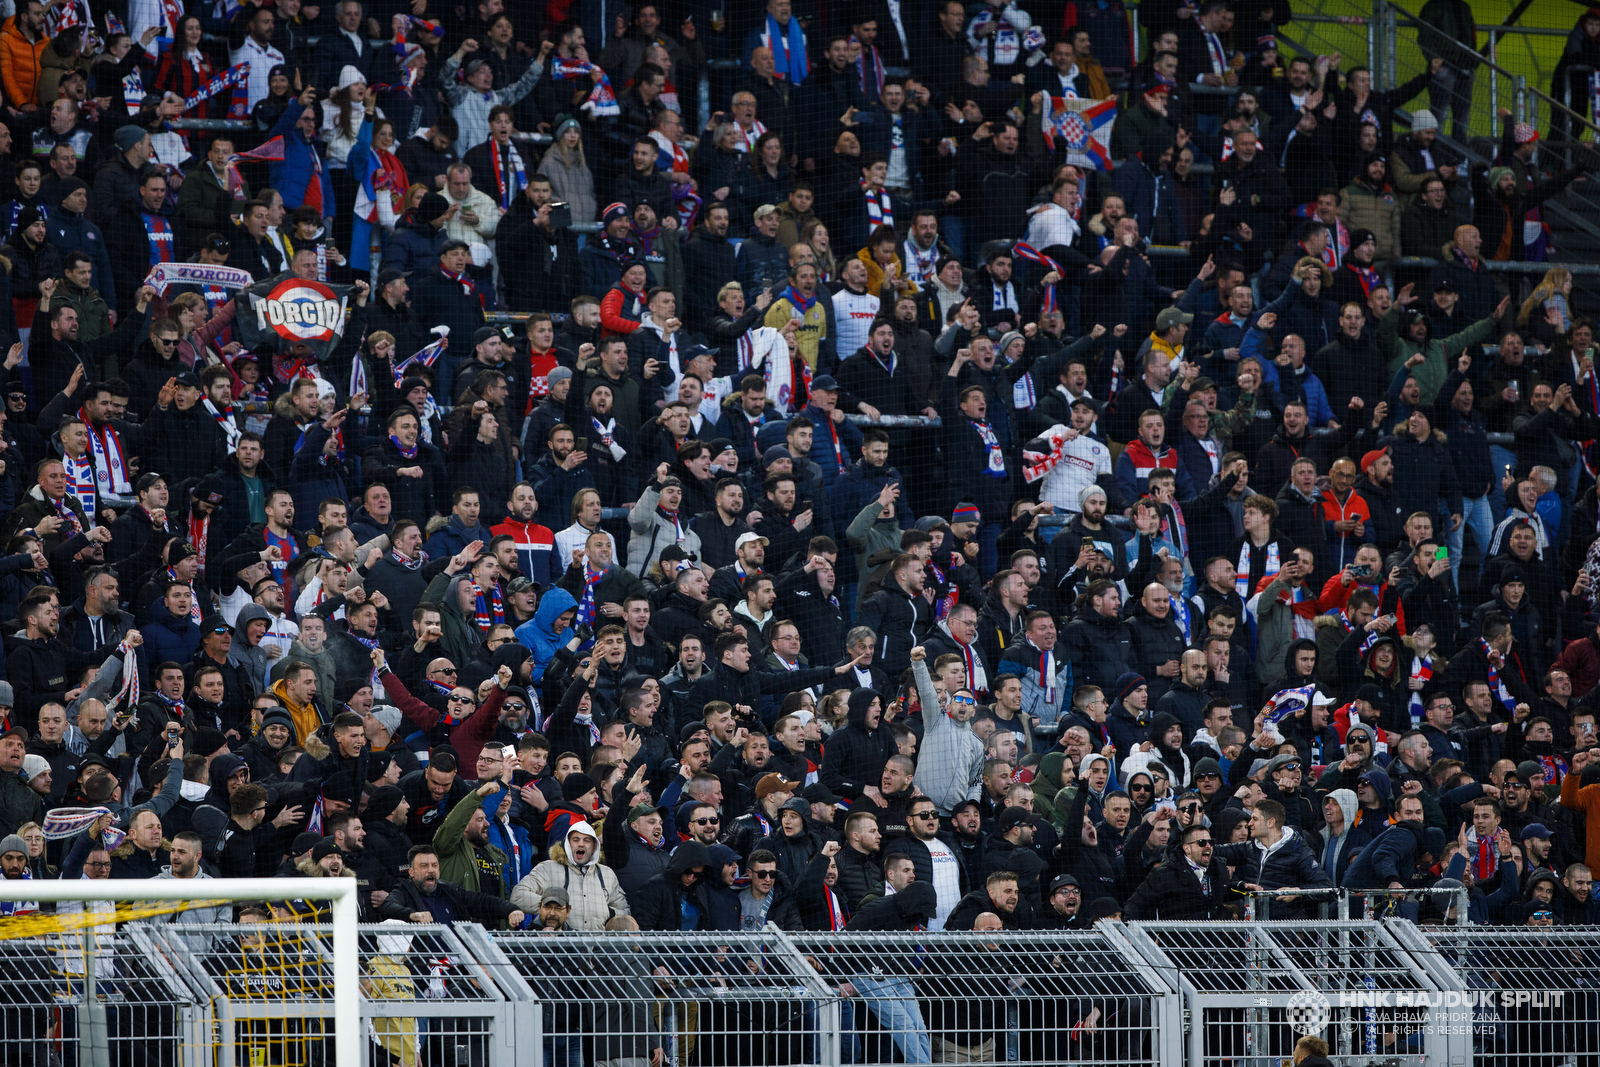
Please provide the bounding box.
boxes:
[515,586,577,683]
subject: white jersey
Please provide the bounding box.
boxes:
[832,288,880,357]
[1038,426,1112,513]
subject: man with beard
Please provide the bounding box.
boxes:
[7,593,124,732]
[434,779,513,899]
[380,842,525,927]
[858,553,931,680]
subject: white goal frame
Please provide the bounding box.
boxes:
[0,877,359,1065]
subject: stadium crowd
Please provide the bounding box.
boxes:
[0,0,1596,1057]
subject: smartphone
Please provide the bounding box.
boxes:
[801,500,812,513]
[575,436,588,451]
[1434,547,1450,562]
[1351,564,1371,577]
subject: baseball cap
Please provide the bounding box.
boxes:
[1520,822,1553,841]
[539,887,571,907]
[734,532,769,551]
[809,375,840,392]
[1155,307,1194,332]
[755,773,800,799]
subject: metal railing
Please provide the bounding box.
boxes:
[1241,884,1470,924]
[0,917,1594,1066]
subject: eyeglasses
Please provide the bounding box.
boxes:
[84,860,112,868]
[692,817,720,825]
[751,870,778,880]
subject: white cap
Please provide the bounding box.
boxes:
[735,532,769,550]
[21,754,49,779]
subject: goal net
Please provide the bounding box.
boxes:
[0,877,359,1067]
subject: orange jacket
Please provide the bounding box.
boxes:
[0,17,47,111]
[1560,764,1600,872]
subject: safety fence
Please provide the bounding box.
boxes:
[2,918,1597,1065]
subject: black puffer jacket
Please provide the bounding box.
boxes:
[630,842,723,931]
[1062,608,1134,694]
[1121,602,1187,703]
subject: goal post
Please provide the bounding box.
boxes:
[0,877,360,1066]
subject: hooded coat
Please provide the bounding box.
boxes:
[510,820,630,931]
[818,688,900,801]
[514,585,576,685]
[1340,818,1440,890]
[629,841,723,932]
[228,604,275,692]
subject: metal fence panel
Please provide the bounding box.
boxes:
[0,926,204,1067]
[788,928,1177,1067]
[1121,920,1456,1067]
[145,921,510,1067]
[1399,920,1600,1067]
[483,928,836,1067]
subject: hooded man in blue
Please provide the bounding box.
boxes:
[516,586,577,684]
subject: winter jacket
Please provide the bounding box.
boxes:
[1340,818,1434,889]
[510,824,630,931]
[818,689,900,801]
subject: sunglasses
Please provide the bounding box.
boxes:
[1191,839,1214,847]
[1130,784,1153,792]
[692,817,720,825]
[1277,764,1301,772]
[913,811,939,820]
[1197,772,1220,780]
[6,394,27,402]
[448,696,476,705]
[1531,911,1553,919]
[751,870,778,879]
[950,695,976,706]
[503,702,527,711]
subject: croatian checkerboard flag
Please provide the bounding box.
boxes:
[1041,96,1117,172]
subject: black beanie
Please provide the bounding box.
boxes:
[562,772,598,801]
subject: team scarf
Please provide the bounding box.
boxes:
[1170,594,1193,644]
[165,568,203,623]
[43,807,127,852]
[904,238,939,287]
[473,581,504,633]
[860,181,894,231]
[1236,540,1279,599]
[970,8,1021,64]
[1466,827,1499,881]
[765,12,808,81]
[1021,425,1081,483]
[1535,753,1568,787]
[78,414,134,499]
[201,398,242,454]
[656,503,684,541]
[577,565,604,626]
[1481,638,1518,713]
[551,58,619,116]
[1011,241,1063,315]
[107,638,141,720]
[1408,654,1434,726]
[392,330,449,385]
[390,547,426,571]
[970,418,1006,477]
[736,119,768,152]
[1264,683,1316,726]
[591,415,621,458]
[189,511,209,576]
[672,183,702,232]
[181,62,251,119]
[63,453,97,525]
[852,37,885,97]
[778,284,817,314]
[389,433,418,460]
[350,630,382,689]
[45,0,89,35]
[487,139,526,210]
[0,866,36,914]
[1036,646,1059,706]
[925,556,956,621]
[1348,263,1382,297]
[439,267,483,308]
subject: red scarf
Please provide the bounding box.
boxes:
[441,266,483,308]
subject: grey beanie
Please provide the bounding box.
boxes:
[0,834,26,857]
[547,366,574,386]
[372,707,403,734]
[0,681,14,706]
